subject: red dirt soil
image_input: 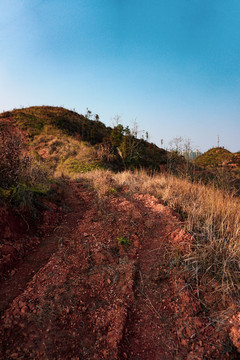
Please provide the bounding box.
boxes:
[0,181,239,359]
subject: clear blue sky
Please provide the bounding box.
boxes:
[0,0,240,152]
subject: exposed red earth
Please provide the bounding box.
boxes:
[0,181,239,359]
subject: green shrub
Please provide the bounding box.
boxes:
[117,237,131,246]
[107,187,118,195]
[63,158,104,174]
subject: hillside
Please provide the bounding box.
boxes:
[0,106,168,176]
[1,106,240,358]
[193,147,240,194]
[195,147,240,169]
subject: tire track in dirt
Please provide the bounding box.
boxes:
[0,181,87,316]
[117,193,238,359]
[0,181,135,359]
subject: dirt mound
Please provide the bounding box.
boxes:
[0,182,239,359]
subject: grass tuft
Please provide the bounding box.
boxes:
[117,237,131,246]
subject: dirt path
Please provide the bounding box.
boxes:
[118,194,225,359]
[0,182,238,359]
[0,182,87,316]
[0,235,59,316]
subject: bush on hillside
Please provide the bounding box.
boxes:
[0,128,50,209]
[0,129,25,188]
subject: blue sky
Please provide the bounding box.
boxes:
[0,0,240,152]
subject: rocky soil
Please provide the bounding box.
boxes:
[0,181,239,359]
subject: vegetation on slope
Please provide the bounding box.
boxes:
[195,147,239,168]
[0,106,169,175]
[0,126,51,212]
[193,147,240,195]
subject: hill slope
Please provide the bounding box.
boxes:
[0,106,168,176]
[195,147,240,168]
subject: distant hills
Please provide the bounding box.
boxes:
[194,147,240,170]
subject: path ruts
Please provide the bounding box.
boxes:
[0,181,87,315]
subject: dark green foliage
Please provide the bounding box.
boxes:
[110,124,168,170]
[110,124,124,149]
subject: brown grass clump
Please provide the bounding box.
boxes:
[0,127,51,210]
[81,169,240,297]
[0,128,25,188]
[82,170,118,211]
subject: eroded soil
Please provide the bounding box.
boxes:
[0,181,239,359]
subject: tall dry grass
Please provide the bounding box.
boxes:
[81,169,240,296]
[0,128,51,211]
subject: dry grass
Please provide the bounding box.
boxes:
[81,169,240,297]
[32,131,104,178]
[0,127,51,212]
[0,128,50,189]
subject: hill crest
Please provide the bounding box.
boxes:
[195,147,240,168]
[0,106,168,175]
